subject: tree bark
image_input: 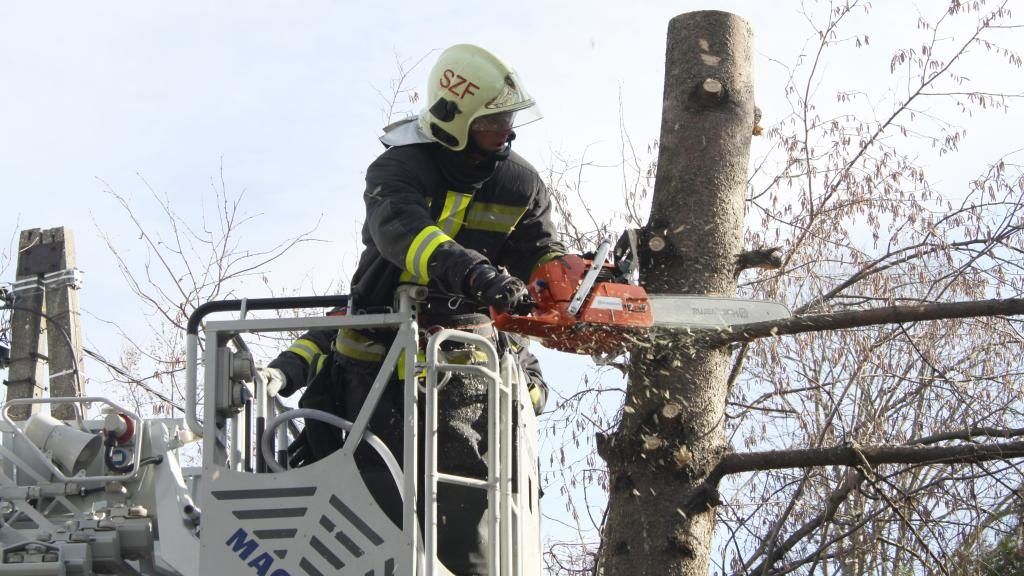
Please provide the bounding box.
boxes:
[598,11,754,576]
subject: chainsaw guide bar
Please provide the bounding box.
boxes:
[492,242,792,355]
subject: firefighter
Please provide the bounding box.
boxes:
[261,328,547,413]
[260,44,563,575]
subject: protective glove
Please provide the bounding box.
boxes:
[257,367,287,398]
[466,263,535,315]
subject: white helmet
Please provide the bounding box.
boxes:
[417,44,541,152]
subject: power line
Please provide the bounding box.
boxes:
[2,296,186,414]
[82,347,186,414]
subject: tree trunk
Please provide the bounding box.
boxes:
[598,11,754,576]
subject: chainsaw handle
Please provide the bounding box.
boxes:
[568,239,612,316]
[491,304,570,333]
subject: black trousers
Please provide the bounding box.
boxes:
[299,350,492,576]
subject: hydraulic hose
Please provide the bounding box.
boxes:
[260,408,404,501]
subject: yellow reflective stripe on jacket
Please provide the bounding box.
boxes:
[399,270,429,285]
[398,192,473,286]
[315,354,327,376]
[334,328,387,362]
[394,348,488,379]
[443,348,491,365]
[437,191,473,237]
[287,338,324,364]
[464,202,529,233]
[404,226,453,282]
[396,349,426,379]
[528,382,542,411]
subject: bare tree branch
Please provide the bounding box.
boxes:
[715,440,1024,477]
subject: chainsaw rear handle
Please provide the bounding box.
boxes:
[491,303,568,331]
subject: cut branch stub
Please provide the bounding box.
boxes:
[642,434,666,452]
[661,402,684,420]
[672,444,694,470]
[694,77,726,106]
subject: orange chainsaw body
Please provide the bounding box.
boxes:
[492,255,653,355]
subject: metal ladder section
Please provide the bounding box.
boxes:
[185,286,540,576]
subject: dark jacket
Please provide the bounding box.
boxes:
[350,143,564,315]
[269,141,563,411]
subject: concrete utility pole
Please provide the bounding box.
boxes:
[597,11,754,576]
[5,227,85,421]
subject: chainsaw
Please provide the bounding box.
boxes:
[492,235,791,355]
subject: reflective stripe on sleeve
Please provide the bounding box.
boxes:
[286,338,324,364]
[399,192,472,285]
[532,251,565,273]
[404,225,453,282]
[438,192,473,237]
[399,270,429,285]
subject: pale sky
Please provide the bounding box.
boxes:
[0,0,811,373]
[1,1,798,309]
[3,0,1022,562]
[0,0,799,402]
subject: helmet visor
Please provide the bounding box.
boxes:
[480,71,543,128]
[470,106,543,134]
